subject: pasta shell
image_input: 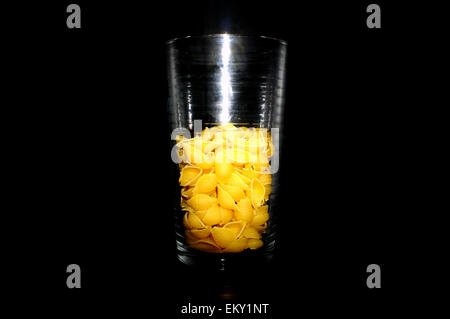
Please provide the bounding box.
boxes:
[193,173,218,194]
[208,189,217,198]
[181,187,195,199]
[202,204,221,226]
[254,153,270,171]
[250,178,265,208]
[195,210,207,221]
[242,226,261,239]
[202,127,213,141]
[254,162,270,172]
[223,220,246,238]
[215,161,233,182]
[258,173,272,186]
[187,194,218,211]
[220,184,245,202]
[251,206,269,226]
[227,172,249,190]
[235,198,254,223]
[248,238,264,250]
[235,170,251,185]
[242,166,261,180]
[224,238,248,253]
[187,212,206,229]
[227,149,252,164]
[254,222,268,232]
[256,205,269,215]
[187,228,211,239]
[196,237,221,248]
[217,185,238,210]
[234,137,250,152]
[182,143,204,164]
[181,201,194,213]
[219,207,233,225]
[214,146,226,161]
[179,166,202,186]
[181,138,215,169]
[196,153,214,170]
[203,141,220,154]
[211,227,237,248]
[190,237,221,252]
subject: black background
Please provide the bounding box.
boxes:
[8,0,444,317]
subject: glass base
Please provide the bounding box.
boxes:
[176,240,275,272]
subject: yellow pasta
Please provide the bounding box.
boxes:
[223,220,246,238]
[195,210,207,220]
[235,198,253,223]
[251,205,269,226]
[188,228,211,239]
[181,187,194,199]
[235,170,251,185]
[254,223,268,232]
[220,184,245,202]
[211,227,236,248]
[219,207,233,225]
[186,212,206,229]
[250,178,265,208]
[202,204,221,226]
[215,161,233,182]
[176,125,274,253]
[224,237,248,253]
[258,173,272,185]
[248,238,264,250]
[179,166,202,186]
[186,194,217,211]
[227,172,249,190]
[217,185,238,210]
[242,226,260,239]
[193,173,218,194]
[189,237,221,253]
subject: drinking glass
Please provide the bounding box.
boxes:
[167,34,287,271]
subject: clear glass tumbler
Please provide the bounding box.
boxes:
[167,34,287,271]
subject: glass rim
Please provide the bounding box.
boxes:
[166,33,287,46]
